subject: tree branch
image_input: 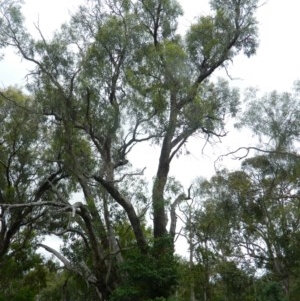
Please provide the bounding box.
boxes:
[37,243,97,284]
[215,146,300,169]
[93,175,148,252]
[169,185,192,241]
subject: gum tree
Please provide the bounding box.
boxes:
[188,85,300,299]
[0,0,259,299]
[0,88,68,260]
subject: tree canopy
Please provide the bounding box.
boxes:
[7,2,300,301]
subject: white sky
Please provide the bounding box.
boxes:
[2,0,300,92]
[1,0,300,253]
[2,0,299,91]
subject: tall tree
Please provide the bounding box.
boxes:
[0,88,68,260]
[188,84,300,300]
[0,0,259,299]
[190,156,300,300]
[236,83,300,299]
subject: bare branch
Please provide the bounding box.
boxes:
[50,228,90,249]
[110,167,146,183]
[215,146,300,170]
[0,201,68,209]
[37,243,97,284]
[169,185,192,241]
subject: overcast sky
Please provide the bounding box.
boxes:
[1,0,299,183]
[2,0,300,92]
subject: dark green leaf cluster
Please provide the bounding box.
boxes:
[111,244,178,301]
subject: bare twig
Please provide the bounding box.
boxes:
[215,146,300,170]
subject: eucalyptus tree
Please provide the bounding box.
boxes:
[242,154,300,298]
[237,83,300,299]
[188,85,300,300]
[232,82,300,157]
[0,0,259,299]
[190,156,300,300]
[0,88,69,260]
[184,176,254,301]
[0,88,71,299]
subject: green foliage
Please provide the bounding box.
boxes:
[214,261,255,301]
[38,270,99,301]
[188,82,300,298]
[0,0,260,300]
[136,0,183,41]
[111,241,178,301]
[187,0,258,68]
[256,281,287,301]
[239,82,300,152]
[0,237,47,300]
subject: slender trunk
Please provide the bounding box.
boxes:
[189,209,196,301]
[152,93,178,241]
